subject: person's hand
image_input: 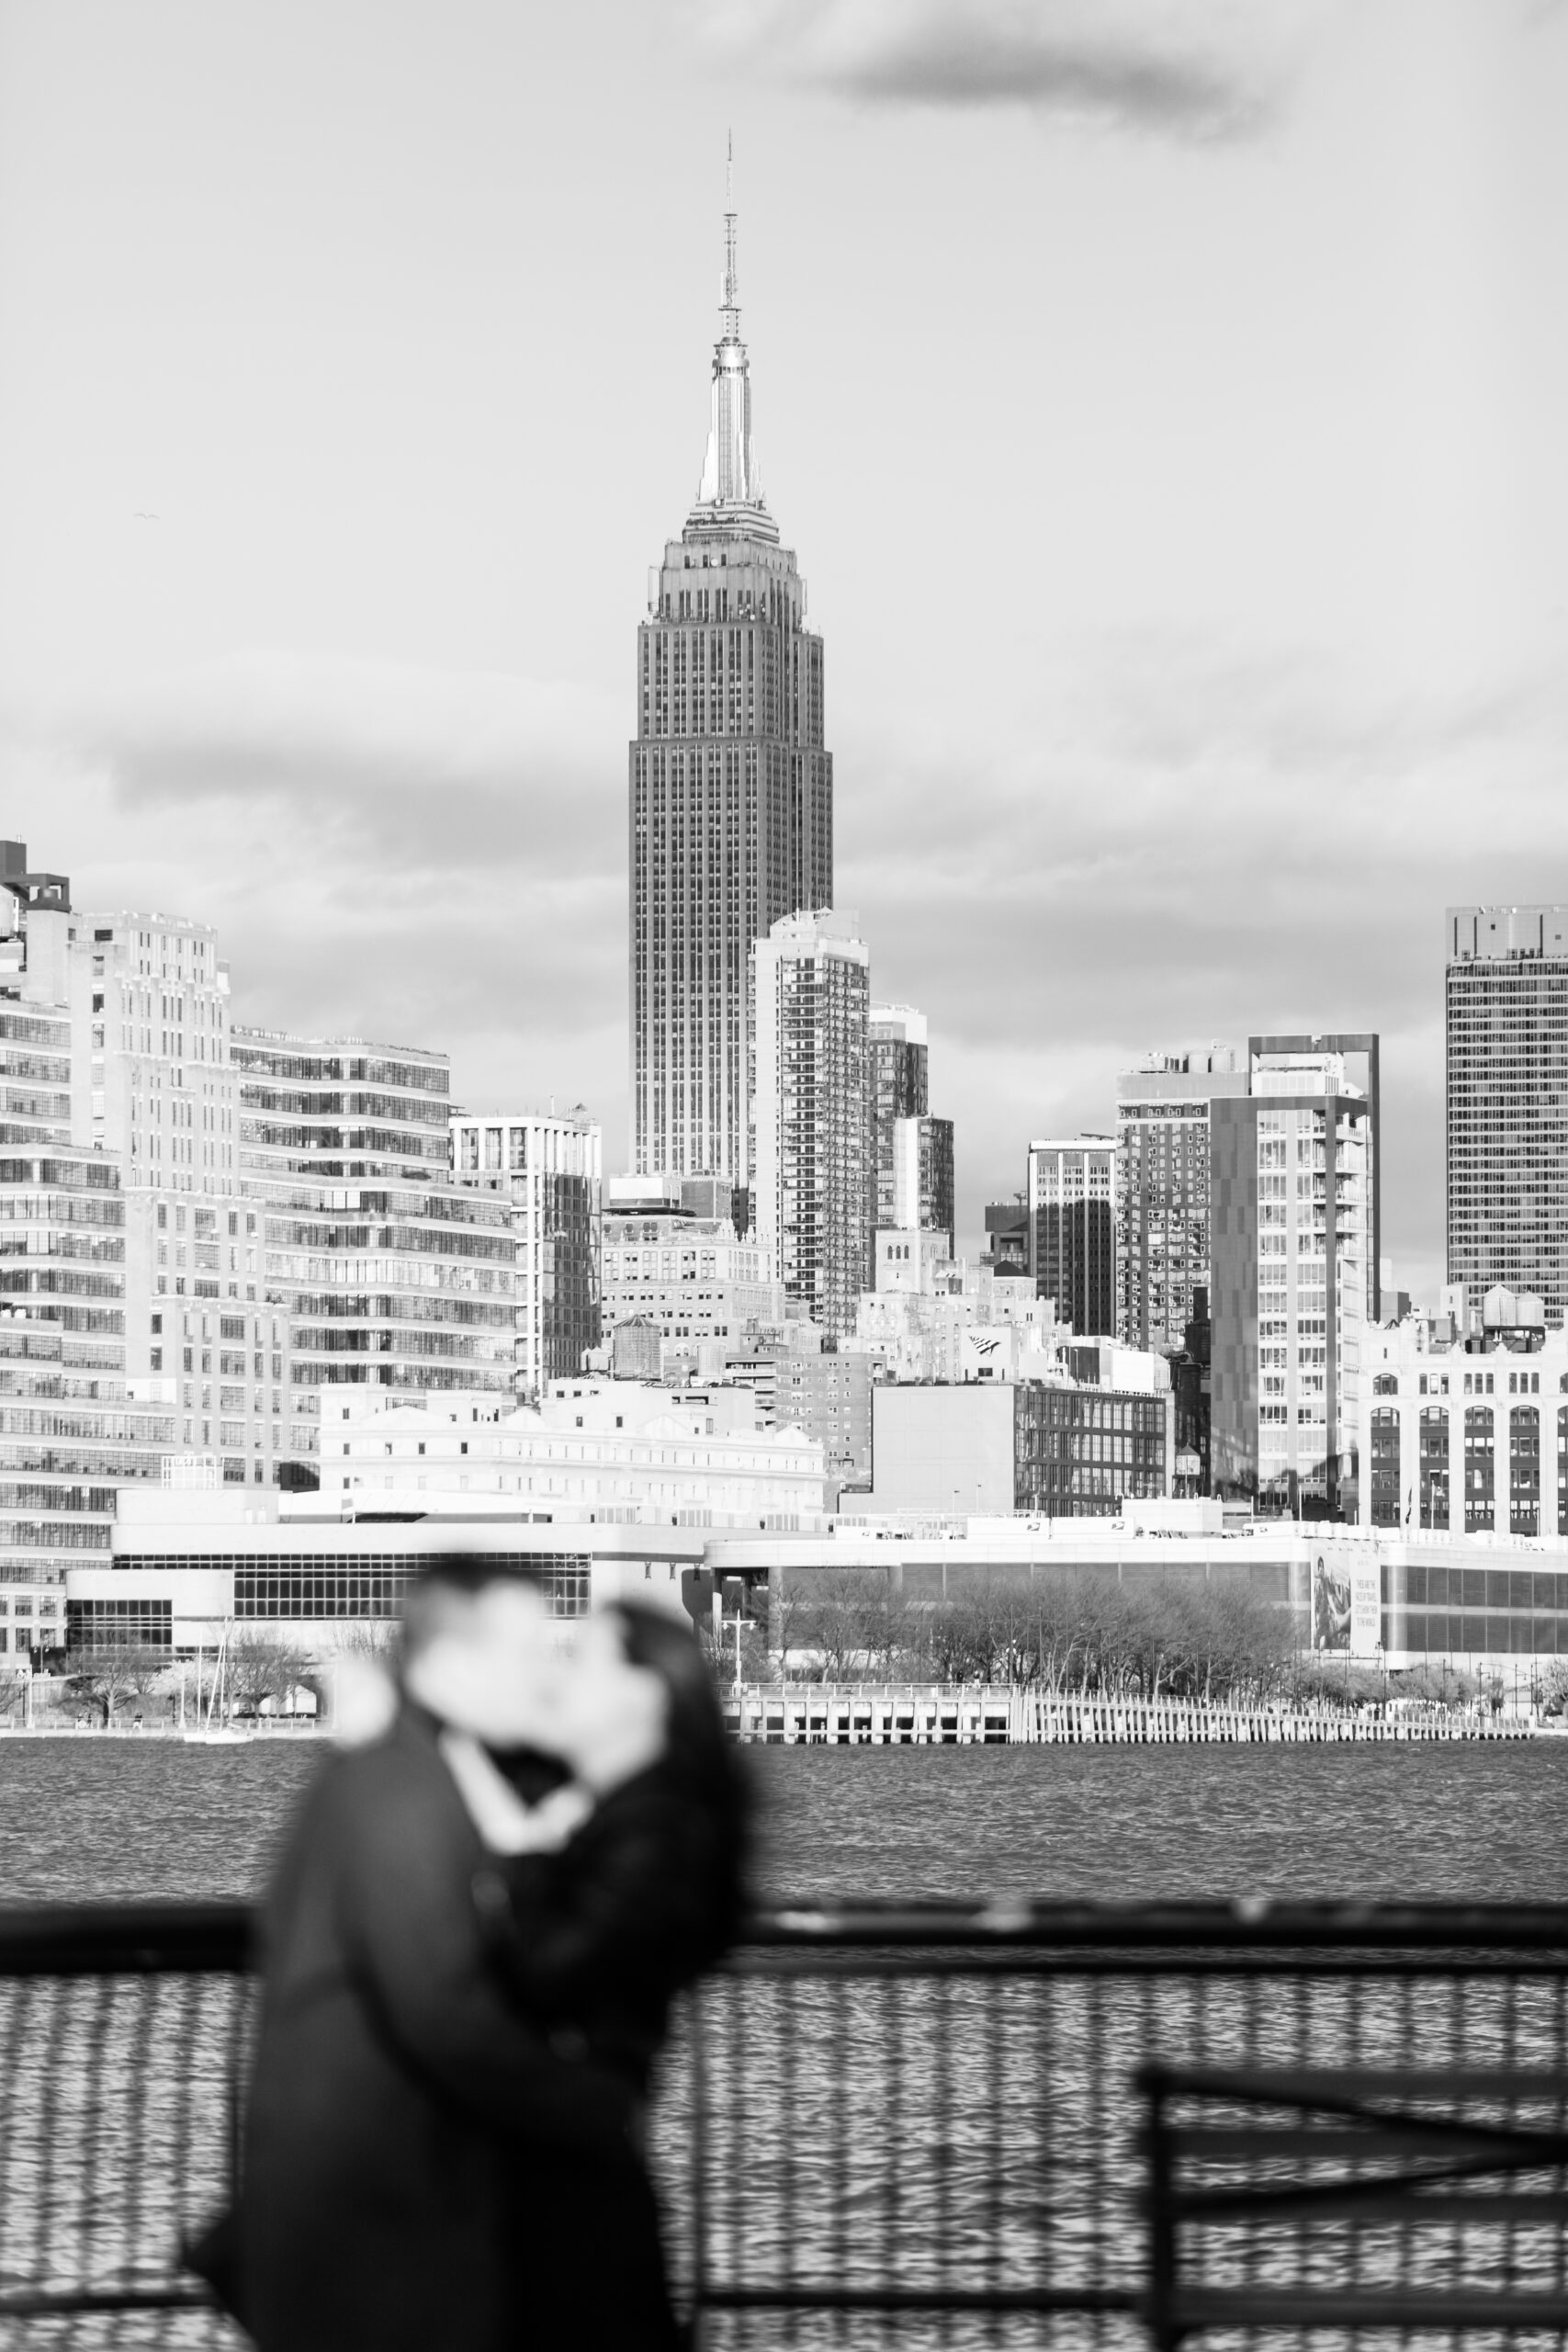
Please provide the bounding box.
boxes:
[441,1730,592,1855]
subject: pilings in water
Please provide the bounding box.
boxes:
[723,1686,1534,1746]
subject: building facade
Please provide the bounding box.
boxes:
[749,910,871,1340]
[1211,1046,1376,1518]
[450,1109,604,1397]
[629,179,832,1182]
[860,1373,1173,1520]
[1116,1046,1247,1352]
[234,1029,517,1465]
[599,1210,782,1350]
[325,1380,827,1529]
[74,908,289,1488]
[0,877,175,1600]
[84,1482,712,1655]
[1446,906,1568,1327]
[871,1005,925,1223]
[1359,1306,1568,1538]
[886,1115,955,1252]
[769,1346,875,1498]
[1027,1138,1118,1337]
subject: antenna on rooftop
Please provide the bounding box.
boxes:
[721,131,740,335]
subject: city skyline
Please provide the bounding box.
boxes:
[2,0,1566,1302]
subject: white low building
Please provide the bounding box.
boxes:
[322,1379,828,1532]
[68,1483,709,1659]
[711,1512,1568,1674]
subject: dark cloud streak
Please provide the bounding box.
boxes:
[694,0,1307,141]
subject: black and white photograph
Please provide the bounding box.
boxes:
[1,0,1567,2344]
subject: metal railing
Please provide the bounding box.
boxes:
[3,1902,1568,2346]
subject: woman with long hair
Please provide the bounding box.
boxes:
[441,1599,750,2351]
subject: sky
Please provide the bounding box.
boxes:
[1,0,1565,1300]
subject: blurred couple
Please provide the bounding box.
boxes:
[194,1559,747,2352]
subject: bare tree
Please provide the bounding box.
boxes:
[227,1631,318,1717]
[1539,1661,1568,1718]
[66,1648,162,1728]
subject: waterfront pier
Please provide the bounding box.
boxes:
[724,1683,1535,1745]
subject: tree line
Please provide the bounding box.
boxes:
[6,1631,326,1729]
[768,1569,1426,1706]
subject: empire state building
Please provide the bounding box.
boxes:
[629,175,833,1184]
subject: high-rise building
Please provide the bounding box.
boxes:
[233,1029,516,1469]
[0,867,173,1606]
[71,908,288,1487]
[450,1109,604,1396]
[885,1115,955,1250]
[1116,1045,1247,1351]
[871,1005,925,1216]
[870,1003,953,1253]
[1027,1138,1118,1337]
[1210,1038,1379,1518]
[1446,906,1568,1327]
[629,171,832,1183]
[750,910,871,1340]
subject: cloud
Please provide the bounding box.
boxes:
[692,0,1320,139]
[88,648,625,880]
[0,650,634,1155]
[833,632,1568,1288]
[6,627,1562,1300]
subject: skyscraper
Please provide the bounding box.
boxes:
[449,1108,603,1396]
[871,1004,955,1252]
[1210,1037,1380,1519]
[1446,906,1568,1326]
[629,166,832,1184]
[233,1029,517,1453]
[750,910,871,1341]
[0,862,172,1609]
[1116,1045,1247,1351]
[1027,1138,1119,1337]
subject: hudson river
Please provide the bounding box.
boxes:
[1,1736,1563,1904]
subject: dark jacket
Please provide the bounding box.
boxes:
[480,1766,731,2091]
[476,1765,735,2352]
[235,1707,636,2352]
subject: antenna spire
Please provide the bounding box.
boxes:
[692,132,770,523]
[721,132,739,342]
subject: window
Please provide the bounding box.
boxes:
[1419,1407,1450,1529]
[1464,1406,1495,1533]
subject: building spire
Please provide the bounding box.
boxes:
[721,131,740,344]
[694,138,767,520]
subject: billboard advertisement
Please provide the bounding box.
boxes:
[1312,1546,1382,1657]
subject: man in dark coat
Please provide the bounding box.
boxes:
[235,1570,637,2352]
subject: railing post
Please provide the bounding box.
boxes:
[1141,2064,1180,2352]
[687,1979,708,2346]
